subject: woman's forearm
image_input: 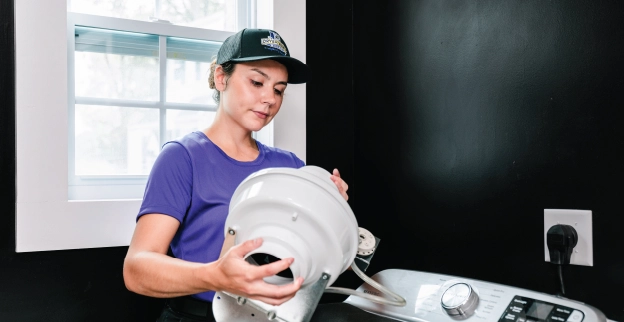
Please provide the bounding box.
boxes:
[123,251,218,298]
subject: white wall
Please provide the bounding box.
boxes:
[273,0,307,163]
[15,0,306,252]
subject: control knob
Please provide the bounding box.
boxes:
[441,283,479,318]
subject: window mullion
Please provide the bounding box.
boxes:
[154,0,161,18]
[159,35,167,147]
[74,97,159,108]
[250,0,257,28]
[74,97,215,111]
[237,0,250,31]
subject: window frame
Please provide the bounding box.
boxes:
[67,13,241,200]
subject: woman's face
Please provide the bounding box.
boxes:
[216,59,288,132]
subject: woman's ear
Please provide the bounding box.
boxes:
[214,65,227,91]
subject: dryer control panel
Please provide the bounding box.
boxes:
[500,295,584,322]
[344,269,607,322]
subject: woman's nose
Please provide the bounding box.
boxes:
[262,89,277,106]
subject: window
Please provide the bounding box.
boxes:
[16,0,305,252]
[67,1,257,200]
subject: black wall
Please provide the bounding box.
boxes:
[308,1,624,320]
[2,0,623,321]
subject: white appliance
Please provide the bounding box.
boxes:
[342,269,609,322]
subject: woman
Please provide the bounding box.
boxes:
[123,28,349,322]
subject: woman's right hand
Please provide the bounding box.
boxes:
[209,238,304,306]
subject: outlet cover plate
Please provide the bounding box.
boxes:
[544,209,593,266]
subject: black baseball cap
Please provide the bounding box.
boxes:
[216,28,309,84]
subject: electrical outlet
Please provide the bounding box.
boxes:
[544,209,593,266]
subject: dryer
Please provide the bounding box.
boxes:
[311,268,612,322]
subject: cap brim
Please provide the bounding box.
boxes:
[229,56,309,84]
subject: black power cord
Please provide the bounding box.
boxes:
[557,265,565,295]
[546,224,578,296]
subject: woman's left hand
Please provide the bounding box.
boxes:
[330,168,349,201]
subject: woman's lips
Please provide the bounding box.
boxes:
[254,111,268,119]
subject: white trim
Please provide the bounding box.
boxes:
[254,0,274,147]
[16,0,143,252]
[70,13,234,41]
[255,123,274,147]
[273,0,306,162]
[159,35,168,146]
[256,0,273,30]
[17,200,140,251]
[67,13,77,198]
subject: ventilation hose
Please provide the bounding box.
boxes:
[324,261,407,307]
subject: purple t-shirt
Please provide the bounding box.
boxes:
[137,131,305,302]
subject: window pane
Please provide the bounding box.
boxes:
[75,105,160,175]
[69,0,155,21]
[157,0,238,31]
[166,37,220,104]
[75,27,159,101]
[166,110,216,141]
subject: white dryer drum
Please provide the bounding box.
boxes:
[224,165,359,287]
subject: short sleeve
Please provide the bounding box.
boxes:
[137,142,193,223]
[291,152,306,168]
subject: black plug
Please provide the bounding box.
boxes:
[546,224,578,296]
[547,224,578,265]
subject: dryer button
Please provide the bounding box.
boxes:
[566,310,584,322]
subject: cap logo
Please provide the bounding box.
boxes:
[260,31,288,56]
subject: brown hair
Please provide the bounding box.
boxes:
[208,59,236,104]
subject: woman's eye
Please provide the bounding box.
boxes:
[274,89,283,96]
[251,80,262,87]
